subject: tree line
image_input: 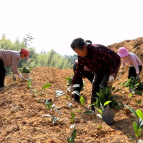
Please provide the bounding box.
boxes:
[0,34,77,75]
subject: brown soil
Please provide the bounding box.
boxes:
[1,37,143,143]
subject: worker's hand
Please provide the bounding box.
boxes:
[107,75,114,86]
[67,85,74,95]
[18,74,23,78]
[136,74,140,80]
[13,74,16,81]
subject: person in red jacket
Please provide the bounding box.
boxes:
[68,38,121,111]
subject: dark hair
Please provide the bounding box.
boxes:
[70,38,92,50]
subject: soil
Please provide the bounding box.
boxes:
[1,37,143,143]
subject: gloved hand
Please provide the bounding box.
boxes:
[67,85,74,95]
[13,74,16,81]
[136,74,140,80]
[107,76,114,86]
[18,74,23,78]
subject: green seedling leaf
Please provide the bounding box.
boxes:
[133,121,138,132]
[96,92,99,96]
[97,126,102,130]
[70,119,74,123]
[66,95,70,99]
[129,94,133,97]
[42,83,50,89]
[52,117,59,124]
[71,112,75,119]
[113,88,121,93]
[136,109,143,119]
[45,101,53,110]
[84,111,95,114]
[125,105,138,118]
[95,108,102,114]
[136,99,142,104]
[67,128,77,143]
[80,96,84,105]
[100,103,104,112]
[104,101,112,106]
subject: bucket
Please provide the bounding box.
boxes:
[21,73,30,80]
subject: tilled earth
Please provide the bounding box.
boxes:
[0,66,143,143]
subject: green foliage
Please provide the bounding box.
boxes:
[0,34,75,75]
[125,105,143,138]
[20,66,32,73]
[67,128,77,143]
[42,83,50,89]
[65,75,73,86]
[27,78,32,89]
[70,112,75,123]
[122,78,143,94]
[80,96,84,105]
[94,85,124,110]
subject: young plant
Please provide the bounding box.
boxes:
[94,84,124,110]
[70,111,75,123]
[20,66,32,73]
[67,128,77,143]
[45,99,61,126]
[27,78,32,89]
[125,105,143,142]
[65,75,73,86]
[72,91,84,105]
[122,77,143,95]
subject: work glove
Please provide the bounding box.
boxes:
[107,76,114,86]
[13,74,16,81]
[67,85,74,95]
[136,74,140,80]
[18,74,23,78]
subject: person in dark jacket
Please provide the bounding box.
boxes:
[67,38,121,111]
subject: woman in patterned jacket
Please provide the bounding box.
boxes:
[68,38,121,111]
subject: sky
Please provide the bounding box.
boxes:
[0,0,143,55]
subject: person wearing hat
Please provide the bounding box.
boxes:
[118,47,142,79]
[0,48,30,88]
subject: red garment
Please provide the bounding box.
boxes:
[72,44,121,85]
[75,60,90,71]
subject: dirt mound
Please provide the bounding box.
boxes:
[1,37,143,143]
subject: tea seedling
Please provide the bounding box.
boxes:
[125,105,143,142]
[67,128,77,143]
[70,111,75,123]
[27,78,32,89]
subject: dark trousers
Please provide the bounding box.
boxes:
[73,62,120,110]
[91,63,120,110]
[128,65,142,79]
[0,59,6,88]
[73,63,94,100]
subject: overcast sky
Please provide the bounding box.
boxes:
[0,0,143,55]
